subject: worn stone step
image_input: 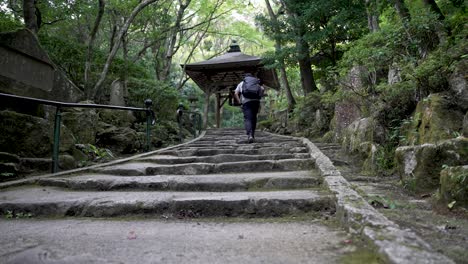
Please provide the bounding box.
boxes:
[37,171,322,191]
[159,147,309,157]
[183,141,304,148]
[0,187,334,218]
[136,153,311,165]
[93,159,315,176]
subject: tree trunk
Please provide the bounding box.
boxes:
[91,0,160,100]
[422,0,445,20]
[23,0,39,34]
[84,0,105,99]
[365,0,380,32]
[160,0,191,81]
[297,37,317,95]
[280,0,317,95]
[265,0,295,111]
[392,0,410,23]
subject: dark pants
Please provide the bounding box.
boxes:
[242,101,260,137]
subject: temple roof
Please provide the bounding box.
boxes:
[182,42,279,94]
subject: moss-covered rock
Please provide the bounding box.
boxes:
[403,93,464,145]
[98,109,136,128]
[0,110,74,157]
[62,107,99,144]
[342,118,385,153]
[96,123,142,154]
[439,165,468,208]
[395,137,468,193]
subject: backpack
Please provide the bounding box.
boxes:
[242,76,262,99]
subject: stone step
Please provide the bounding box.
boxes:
[93,159,315,176]
[37,171,322,191]
[136,153,311,164]
[0,187,334,218]
[159,147,309,157]
[182,141,304,148]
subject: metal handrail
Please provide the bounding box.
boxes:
[0,92,155,173]
[176,106,202,142]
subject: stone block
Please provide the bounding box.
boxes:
[395,137,468,192]
[439,165,468,208]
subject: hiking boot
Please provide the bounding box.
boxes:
[248,136,254,143]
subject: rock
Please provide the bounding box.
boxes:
[98,109,136,128]
[388,64,402,85]
[333,101,361,141]
[439,165,468,208]
[0,110,51,157]
[0,152,20,163]
[395,137,468,192]
[402,93,464,145]
[0,29,83,103]
[109,79,127,106]
[448,62,468,111]
[59,154,76,170]
[342,118,385,153]
[0,163,19,175]
[62,106,99,144]
[20,158,51,174]
[96,125,142,154]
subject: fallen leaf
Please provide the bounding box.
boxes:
[127,231,137,240]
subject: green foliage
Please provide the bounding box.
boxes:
[0,172,15,178]
[0,11,22,32]
[127,78,179,120]
[4,210,33,219]
[221,105,243,128]
[81,144,114,162]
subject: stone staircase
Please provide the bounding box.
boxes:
[0,129,335,219]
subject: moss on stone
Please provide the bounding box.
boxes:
[405,94,464,145]
[439,165,468,208]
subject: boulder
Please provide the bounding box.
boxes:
[448,62,468,111]
[439,165,468,208]
[19,158,51,174]
[0,110,51,157]
[402,93,464,145]
[59,154,76,170]
[98,109,136,128]
[0,152,20,163]
[62,106,99,144]
[96,123,142,154]
[342,117,385,153]
[333,101,361,141]
[395,137,468,192]
[0,29,83,103]
[0,110,74,158]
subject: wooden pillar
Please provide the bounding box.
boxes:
[216,93,221,128]
[203,92,210,129]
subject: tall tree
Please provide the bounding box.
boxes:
[23,0,40,34]
[422,0,445,20]
[265,0,295,110]
[91,0,160,100]
[84,0,105,98]
[365,0,380,32]
[281,0,317,95]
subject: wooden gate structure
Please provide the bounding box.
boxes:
[182,41,280,128]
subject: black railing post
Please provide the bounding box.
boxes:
[144,99,153,152]
[52,107,62,173]
[177,104,184,143]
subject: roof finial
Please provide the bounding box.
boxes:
[228,40,241,53]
